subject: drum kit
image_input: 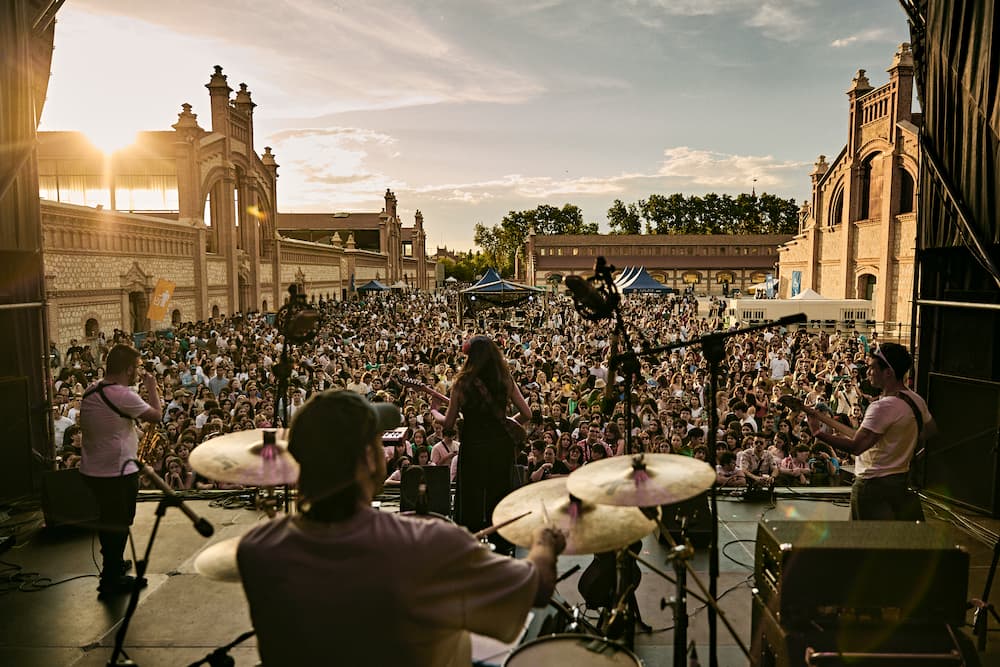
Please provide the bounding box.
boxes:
[185,429,747,665]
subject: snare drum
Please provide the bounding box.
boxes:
[504,634,642,666]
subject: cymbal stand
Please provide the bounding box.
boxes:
[601,548,638,650]
[666,541,694,667]
[638,506,752,662]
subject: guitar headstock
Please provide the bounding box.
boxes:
[777,394,805,412]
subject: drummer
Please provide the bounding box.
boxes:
[236,390,566,666]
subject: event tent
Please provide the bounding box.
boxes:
[459,268,543,322]
[617,266,675,293]
[356,279,390,292]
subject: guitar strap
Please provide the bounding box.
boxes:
[83,382,137,424]
[894,391,924,434]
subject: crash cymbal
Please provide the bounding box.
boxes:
[194,536,241,582]
[566,453,715,507]
[492,478,655,555]
[189,429,299,486]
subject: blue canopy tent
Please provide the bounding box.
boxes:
[617,266,675,294]
[459,268,543,324]
[356,279,390,292]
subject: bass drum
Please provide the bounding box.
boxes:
[505,634,642,666]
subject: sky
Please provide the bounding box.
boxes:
[40,0,913,252]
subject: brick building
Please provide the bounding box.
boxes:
[37,66,434,349]
[522,231,792,296]
[777,44,919,337]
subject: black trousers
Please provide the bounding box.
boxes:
[851,472,924,521]
[82,472,139,579]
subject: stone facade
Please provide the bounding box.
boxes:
[276,190,433,291]
[38,66,435,350]
[778,44,919,338]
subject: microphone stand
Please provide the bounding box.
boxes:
[107,492,191,666]
[613,315,805,667]
[271,285,321,513]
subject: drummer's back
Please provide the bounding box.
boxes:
[237,508,485,666]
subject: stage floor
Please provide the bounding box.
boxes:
[1,489,998,666]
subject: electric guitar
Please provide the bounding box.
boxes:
[777,394,857,438]
[398,376,527,447]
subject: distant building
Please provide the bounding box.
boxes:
[36,66,434,349]
[778,44,919,338]
[522,231,792,296]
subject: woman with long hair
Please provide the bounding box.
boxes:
[430,336,531,543]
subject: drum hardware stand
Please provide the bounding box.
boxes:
[969,520,1000,652]
[186,630,255,667]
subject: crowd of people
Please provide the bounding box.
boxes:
[51,287,888,496]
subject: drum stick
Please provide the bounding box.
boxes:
[473,511,531,539]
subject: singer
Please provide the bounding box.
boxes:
[80,344,162,599]
[237,390,565,666]
[429,335,532,551]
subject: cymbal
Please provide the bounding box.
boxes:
[492,478,655,555]
[566,453,715,507]
[189,429,299,486]
[194,536,241,582]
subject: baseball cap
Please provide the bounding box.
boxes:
[288,390,401,496]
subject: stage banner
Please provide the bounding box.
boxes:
[147,278,176,321]
[790,271,802,297]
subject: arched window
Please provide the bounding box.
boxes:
[829,187,844,227]
[858,274,877,300]
[211,304,220,319]
[85,318,99,338]
[262,300,269,312]
[899,169,915,214]
[171,309,182,325]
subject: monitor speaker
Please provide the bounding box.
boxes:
[400,465,451,517]
[41,468,99,527]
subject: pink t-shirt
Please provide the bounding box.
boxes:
[80,382,150,477]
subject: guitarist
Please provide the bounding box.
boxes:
[429,336,531,551]
[806,343,934,520]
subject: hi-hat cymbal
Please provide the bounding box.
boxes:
[492,478,655,555]
[189,429,299,486]
[194,536,241,582]
[566,453,715,507]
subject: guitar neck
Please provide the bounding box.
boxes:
[803,405,856,438]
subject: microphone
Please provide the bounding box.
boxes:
[140,464,214,537]
[565,275,613,320]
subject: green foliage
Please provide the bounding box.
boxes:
[474,204,599,275]
[607,199,642,234]
[610,192,799,235]
[440,252,492,282]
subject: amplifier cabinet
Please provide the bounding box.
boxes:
[754,520,968,628]
[750,593,975,667]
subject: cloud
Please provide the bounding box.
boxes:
[265,125,404,210]
[745,3,810,42]
[657,146,807,187]
[66,1,545,117]
[830,28,892,48]
[407,146,805,206]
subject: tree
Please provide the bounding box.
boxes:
[607,199,642,234]
[623,192,798,235]
[475,204,598,276]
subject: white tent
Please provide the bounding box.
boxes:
[791,288,827,300]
